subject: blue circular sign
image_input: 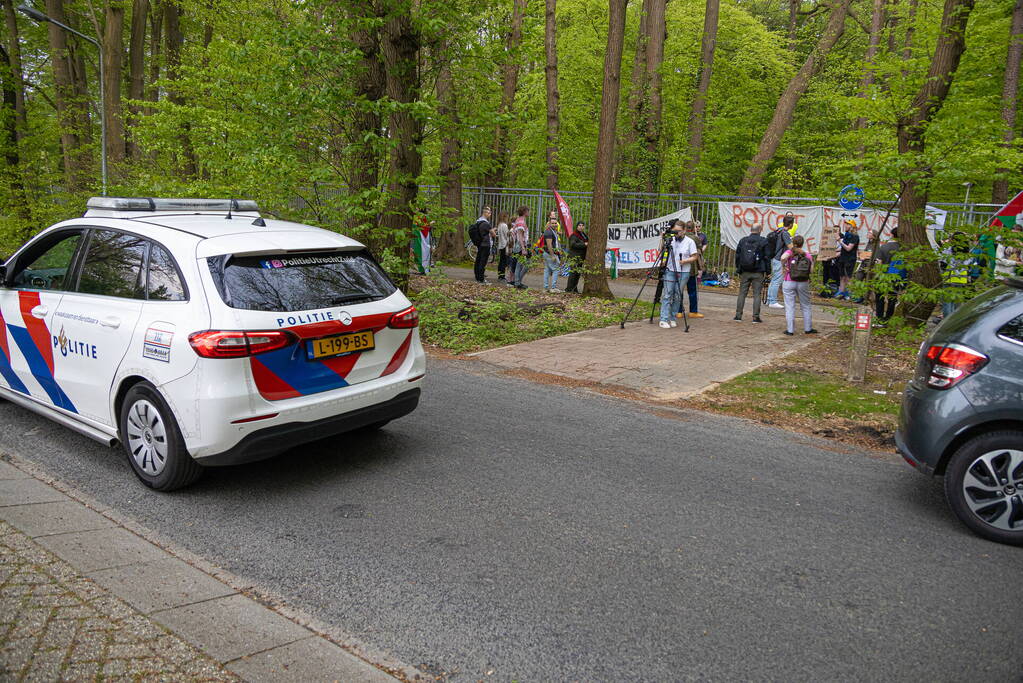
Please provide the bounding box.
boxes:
[839,184,865,211]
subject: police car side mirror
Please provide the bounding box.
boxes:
[0,264,8,287]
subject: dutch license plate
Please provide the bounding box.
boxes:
[308,331,375,359]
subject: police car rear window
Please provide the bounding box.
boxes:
[207,250,396,312]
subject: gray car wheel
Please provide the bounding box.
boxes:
[945,430,1023,546]
[120,383,203,491]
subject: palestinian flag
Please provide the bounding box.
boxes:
[412,218,431,274]
[989,190,1023,230]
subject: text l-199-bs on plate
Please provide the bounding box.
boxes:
[308,331,375,360]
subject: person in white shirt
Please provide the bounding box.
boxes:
[659,219,699,329]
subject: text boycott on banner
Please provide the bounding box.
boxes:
[718,202,946,255]
[605,208,693,270]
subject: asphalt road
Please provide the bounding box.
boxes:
[2,358,1020,681]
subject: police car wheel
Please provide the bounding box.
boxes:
[120,383,202,491]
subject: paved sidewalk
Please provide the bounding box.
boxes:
[469,288,837,400]
[0,457,403,682]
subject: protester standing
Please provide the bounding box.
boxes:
[659,219,699,329]
[509,206,530,289]
[941,232,970,318]
[565,221,589,293]
[683,221,708,319]
[733,222,769,322]
[780,234,817,335]
[473,206,494,284]
[542,216,562,292]
[875,227,905,322]
[835,219,860,299]
[495,212,510,282]
[765,219,792,309]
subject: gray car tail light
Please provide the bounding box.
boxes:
[923,343,989,390]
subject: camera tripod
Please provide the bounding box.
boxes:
[620,236,689,332]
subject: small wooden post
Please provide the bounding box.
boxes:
[847,307,871,382]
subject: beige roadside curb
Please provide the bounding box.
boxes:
[0,454,426,682]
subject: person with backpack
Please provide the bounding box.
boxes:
[780,234,817,335]
[875,227,905,322]
[765,218,792,309]
[733,222,769,322]
[470,206,494,284]
[508,206,530,289]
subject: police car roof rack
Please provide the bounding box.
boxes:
[84,197,261,217]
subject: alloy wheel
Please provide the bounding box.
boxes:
[960,448,1023,532]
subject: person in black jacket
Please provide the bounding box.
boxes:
[564,222,589,293]
[733,222,770,322]
[473,206,494,283]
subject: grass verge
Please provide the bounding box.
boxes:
[688,329,920,451]
[409,272,652,354]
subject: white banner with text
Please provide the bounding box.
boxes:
[605,208,694,270]
[718,202,946,255]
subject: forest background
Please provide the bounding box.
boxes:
[0,0,1020,304]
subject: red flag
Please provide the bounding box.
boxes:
[554,190,574,237]
[989,190,1023,230]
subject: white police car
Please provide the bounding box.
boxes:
[0,198,425,490]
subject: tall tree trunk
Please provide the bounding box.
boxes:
[641,0,665,192]
[2,0,25,131]
[346,9,385,237]
[583,0,629,299]
[44,0,92,191]
[146,0,162,112]
[163,0,196,176]
[0,43,28,221]
[126,0,148,159]
[900,0,919,78]
[787,0,799,51]
[378,5,422,289]
[625,0,651,119]
[896,0,975,323]
[484,0,526,188]
[436,38,465,261]
[738,0,851,196]
[853,0,885,163]
[102,1,126,169]
[544,0,559,192]
[993,0,1023,205]
[679,0,718,195]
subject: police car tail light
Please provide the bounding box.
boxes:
[923,343,988,390]
[189,330,297,358]
[388,306,419,329]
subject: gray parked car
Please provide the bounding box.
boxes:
[897,277,1023,546]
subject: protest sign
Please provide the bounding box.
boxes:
[605,208,693,270]
[719,202,946,254]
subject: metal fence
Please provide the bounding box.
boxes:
[447,187,999,275]
[311,183,1000,275]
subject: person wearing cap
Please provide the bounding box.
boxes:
[835,219,860,299]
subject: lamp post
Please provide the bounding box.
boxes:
[18,4,106,196]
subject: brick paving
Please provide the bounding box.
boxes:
[473,302,835,400]
[0,519,236,682]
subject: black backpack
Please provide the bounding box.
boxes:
[737,239,762,272]
[467,220,482,246]
[765,230,779,256]
[789,251,812,281]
